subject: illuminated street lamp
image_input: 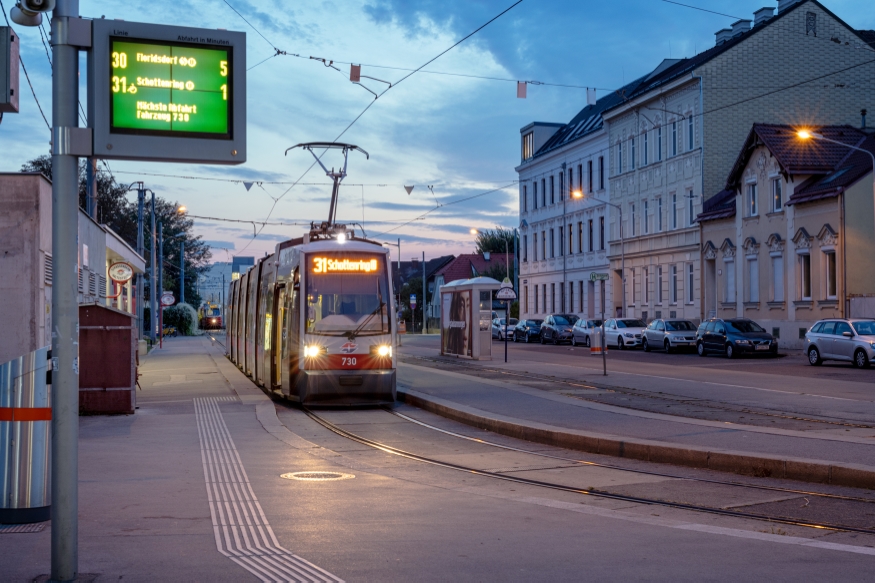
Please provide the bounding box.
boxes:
[797,129,875,243]
[574,189,626,318]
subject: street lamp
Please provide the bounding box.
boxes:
[573,189,625,318]
[797,129,875,235]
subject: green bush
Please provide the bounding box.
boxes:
[162,305,195,335]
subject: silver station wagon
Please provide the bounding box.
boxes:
[805,318,875,368]
[643,319,698,353]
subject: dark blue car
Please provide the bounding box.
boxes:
[513,319,543,343]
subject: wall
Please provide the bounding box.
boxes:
[843,171,875,304]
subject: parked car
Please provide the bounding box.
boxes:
[805,318,875,368]
[603,318,647,349]
[696,318,777,358]
[513,319,543,343]
[540,314,579,345]
[643,319,697,353]
[571,319,603,347]
[491,317,519,340]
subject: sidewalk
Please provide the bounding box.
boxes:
[394,357,875,490]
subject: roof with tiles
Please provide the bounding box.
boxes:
[787,134,875,205]
[696,188,736,223]
[392,255,454,289]
[434,253,515,285]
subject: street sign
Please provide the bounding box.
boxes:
[0,27,19,114]
[89,20,246,164]
[410,294,417,309]
[589,272,610,281]
[161,292,175,307]
[496,287,517,301]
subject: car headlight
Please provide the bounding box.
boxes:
[370,344,392,357]
[734,339,750,345]
[870,342,875,349]
[624,333,634,338]
[303,345,327,357]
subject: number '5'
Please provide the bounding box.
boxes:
[220,61,228,77]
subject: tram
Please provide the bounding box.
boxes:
[199,303,224,329]
[225,142,396,405]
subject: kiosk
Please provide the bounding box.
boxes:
[439,277,500,360]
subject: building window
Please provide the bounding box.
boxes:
[579,281,585,313]
[687,263,694,304]
[630,203,636,236]
[771,255,784,301]
[550,176,555,204]
[558,226,564,256]
[535,284,539,313]
[687,189,694,226]
[644,267,650,304]
[598,157,604,190]
[533,233,538,260]
[687,115,694,151]
[772,179,783,212]
[560,283,565,312]
[541,178,546,206]
[588,219,594,252]
[543,285,547,313]
[541,231,546,260]
[550,229,555,258]
[671,193,678,230]
[578,164,583,194]
[748,258,759,303]
[588,160,594,192]
[747,183,758,216]
[578,221,584,253]
[631,268,637,304]
[631,137,636,169]
[599,216,605,250]
[568,223,573,255]
[568,168,573,198]
[657,266,664,304]
[643,132,649,165]
[671,264,678,303]
[657,127,663,161]
[617,141,623,174]
[825,251,837,299]
[551,283,555,312]
[533,181,538,209]
[523,185,528,212]
[643,200,649,234]
[525,286,529,313]
[671,122,677,157]
[724,260,736,303]
[559,172,565,201]
[523,235,528,262]
[522,132,534,160]
[657,197,663,232]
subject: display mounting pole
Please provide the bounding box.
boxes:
[505,301,509,363]
[50,2,81,580]
[150,190,157,344]
[136,186,145,338]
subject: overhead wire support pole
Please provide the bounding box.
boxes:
[50,2,80,580]
[150,189,158,344]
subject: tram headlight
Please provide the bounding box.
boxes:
[370,344,392,357]
[304,345,326,358]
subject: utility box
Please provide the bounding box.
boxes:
[0,26,19,114]
[439,277,500,360]
[79,304,137,415]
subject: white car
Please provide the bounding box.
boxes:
[603,318,647,349]
[492,317,518,340]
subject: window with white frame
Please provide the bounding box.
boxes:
[599,216,605,250]
[747,257,759,303]
[550,229,555,258]
[644,132,649,165]
[598,157,604,190]
[522,132,534,160]
[541,231,546,260]
[533,181,538,209]
[672,193,677,229]
[631,268,637,304]
[559,226,564,256]
[799,253,811,300]
[687,263,694,303]
[644,267,650,304]
[687,189,694,226]
[747,183,758,217]
[618,141,623,174]
[771,255,784,301]
[534,285,538,312]
[588,219,594,252]
[724,259,736,302]
[533,233,538,260]
[631,137,636,169]
[643,200,649,234]
[630,203,636,236]
[657,266,664,304]
[771,178,783,212]
[825,250,837,299]
[541,178,546,206]
[657,127,663,161]
[671,121,677,157]
[588,160,594,192]
[559,172,564,201]
[578,221,584,253]
[671,265,678,303]
[523,235,528,262]
[523,184,528,212]
[525,286,529,313]
[550,175,555,204]
[687,116,694,151]
[657,197,663,232]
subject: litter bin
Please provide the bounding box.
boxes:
[0,346,51,524]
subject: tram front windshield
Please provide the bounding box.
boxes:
[306,252,390,336]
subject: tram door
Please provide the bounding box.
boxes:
[272,284,285,390]
[281,270,301,395]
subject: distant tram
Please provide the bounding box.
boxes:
[225,142,396,405]
[199,303,223,329]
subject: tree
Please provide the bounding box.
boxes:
[482,262,508,282]
[474,226,516,254]
[22,156,212,306]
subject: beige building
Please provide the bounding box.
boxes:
[601,0,875,321]
[698,124,875,348]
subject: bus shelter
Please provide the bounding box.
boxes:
[439,277,500,360]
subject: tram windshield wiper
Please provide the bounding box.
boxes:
[345,301,386,341]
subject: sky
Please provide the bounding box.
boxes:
[1,0,873,263]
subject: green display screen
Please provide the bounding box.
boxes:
[109,39,231,138]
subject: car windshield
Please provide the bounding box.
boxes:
[853,321,875,335]
[589,320,603,327]
[553,316,572,326]
[617,319,646,328]
[527,320,542,326]
[665,321,696,331]
[725,320,766,333]
[305,252,390,337]
[508,318,519,325]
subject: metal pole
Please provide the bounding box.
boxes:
[50,2,80,580]
[222,272,225,328]
[602,320,607,376]
[179,240,185,304]
[620,207,626,318]
[150,190,157,344]
[513,228,519,294]
[158,222,163,348]
[505,301,509,363]
[562,163,567,312]
[84,157,97,219]
[136,188,145,338]
[422,251,426,334]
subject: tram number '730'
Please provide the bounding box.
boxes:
[341,357,358,367]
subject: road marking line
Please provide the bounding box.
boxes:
[194,397,343,582]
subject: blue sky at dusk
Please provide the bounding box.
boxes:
[1,0,872,262]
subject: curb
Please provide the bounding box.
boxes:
[397,388,875,491]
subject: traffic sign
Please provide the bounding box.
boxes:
[496,287,517,301]
[410,294,417,309]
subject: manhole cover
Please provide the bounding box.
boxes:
[281,471,355,482]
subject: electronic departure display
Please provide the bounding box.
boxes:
[312,257,380,274]
[109,39,231,138]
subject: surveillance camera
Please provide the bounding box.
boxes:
[10,0,55,26]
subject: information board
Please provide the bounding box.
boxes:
[110,39,231,138]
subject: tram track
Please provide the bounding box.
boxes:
[303,407,875,537]
[401,354,875,431]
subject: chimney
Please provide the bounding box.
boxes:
[753,7,774,26]
[483,252,491,261]
[777,0,801,13]
[715,28,733,45]
[731,19,752,37]
[863,109,868,129]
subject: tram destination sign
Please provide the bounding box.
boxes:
[89,20,246,164]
